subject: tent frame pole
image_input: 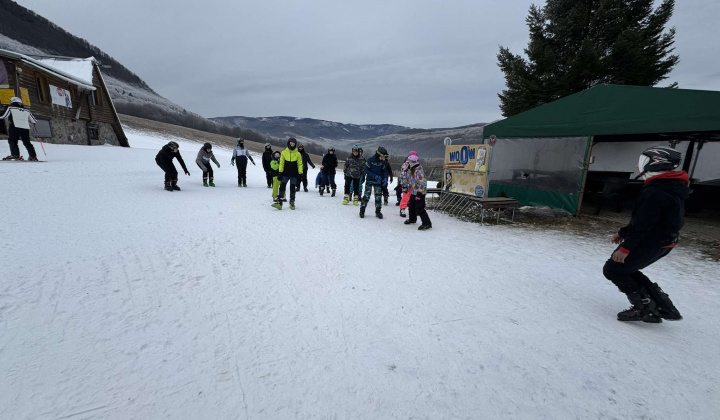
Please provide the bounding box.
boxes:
[576,136,595,217]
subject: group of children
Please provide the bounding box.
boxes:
[155,138,432,229]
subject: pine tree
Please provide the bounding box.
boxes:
[497,0,679,117]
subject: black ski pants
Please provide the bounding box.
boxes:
[395,184,403,201]
[279,176,297,201]
[603,244,673,295]
[202,165,214,182]
[265,171,274,187]
[8,127,37,159]
[382,185,390,198]
[236,158,248,185]
[408,193,431,225]
[296,171,309,191]
[157,162,178,183]
[344,176,360,196]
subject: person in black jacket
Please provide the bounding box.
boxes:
[603,146,688,323]
[321,148,338,196]
[381,159,394,205]
[262,143,274,188]
[155,141,190,191]
[295,143,316,192]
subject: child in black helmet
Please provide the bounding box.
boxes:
[603,146,688,323]
[321,148,338,196]
[231,138,255,187]
[155,141,190,191]
[196,142,220,187]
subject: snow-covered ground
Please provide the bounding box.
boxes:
[1,132,719,420]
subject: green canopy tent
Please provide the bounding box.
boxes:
[482,84,720,215]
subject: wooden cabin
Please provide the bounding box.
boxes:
[0,48,128,147]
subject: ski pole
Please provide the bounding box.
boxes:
[37,137,46,156]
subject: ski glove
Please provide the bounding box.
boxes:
[231,160,235,166]
[382,178,388,187]
[373,175,382,183]
[184,170,190,176]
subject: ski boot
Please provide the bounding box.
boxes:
[204,181,209,187]
[331,189,336,197]
[171,180,181,191]
[375,208,383,219]
[617,290,662,323]
[239,183,243,187]
[304,187,308,192]
[342,194,350,205]
[647,282,683,320]
[400,208,406,218]
[353,197,359,206]
[267,185,272,189]
[396,201,400,206]
[289,199,296,210]
[326,187,331,194]
[319,188,324,196]
[418,223,432,231]
[164,181,173,192]
[404,219,416,225]
[243,183,247,187]
[359,206,366,218]
[209,181,216,187]
[383,197,389,206]
[2,155,22,160]
[27,156,39,162]
[271,198,283,210]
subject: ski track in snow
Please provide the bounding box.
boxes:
[0,133,719,420]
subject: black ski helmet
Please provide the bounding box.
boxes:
[328,147,335,153]
[237,138,244,147]
[376,146,389,158]
[203,142,212,150]
[288,137,297,150]
[637,146,682,178]
[167,141,179,150]
[272,151,281,159]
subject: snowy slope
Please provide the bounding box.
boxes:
[0,133,719,419]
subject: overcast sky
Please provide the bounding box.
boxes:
[14,0,720,128]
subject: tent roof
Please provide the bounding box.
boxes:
[483,84,720,140]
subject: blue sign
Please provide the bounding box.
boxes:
[474,185,485,197]
[448,146,477,165]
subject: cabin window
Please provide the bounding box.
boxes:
[35,75,48,103]
[92,89,102,107]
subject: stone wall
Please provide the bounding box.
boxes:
[0,118,122,146]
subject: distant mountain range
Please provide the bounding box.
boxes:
[212,115,486,158]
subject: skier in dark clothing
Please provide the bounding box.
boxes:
[381,160,395,205]
[342,145,365,205]
[321,148,338,196]
[262,143,274,188]
[359,147,388,219]
[295,144,316,192]
[1,97,38,161]
[155,141,190,191]
[603,146,688,323]
[231,138,255,187]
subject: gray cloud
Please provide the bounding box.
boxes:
[15,0,720,128]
